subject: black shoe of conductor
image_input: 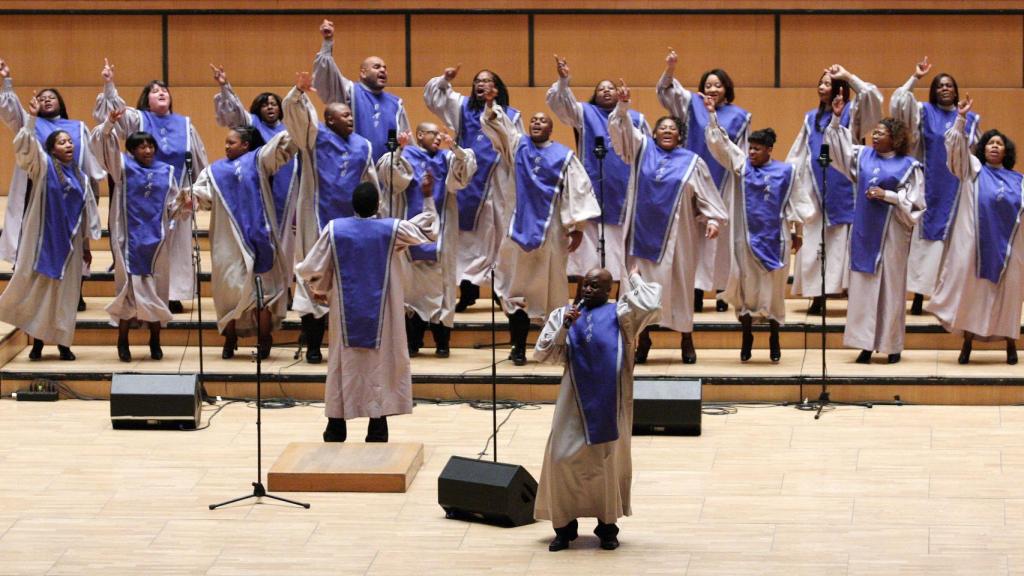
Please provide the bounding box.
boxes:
[548,519,578,552]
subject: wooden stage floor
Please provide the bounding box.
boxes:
[3,399,1024,575]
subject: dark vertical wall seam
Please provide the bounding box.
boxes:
[162,14,169,84]
[528,13,535,87]
[774,13,781,88]
[405,13,412,87]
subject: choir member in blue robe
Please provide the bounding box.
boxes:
[786,65,883,314]
[211,64,300,284]
[377,124,477,358]
[891,57,981,315]
[826,96,925,364]
[93,59,209,315]
[534,266,662,552]
[296,182,437,443]
[0,96,101,360]
[91,109,182,363]
[283,72,381,364]
[313,19,410,164]
[0,59,106,312]
[928,96,1023,365]
[546,55,651,282]
[424,65,524,312]
[609,82,727,365]
[705,96,810,363]
[192,126,296,360]
[482,102,601,367]
[658,49,750,313]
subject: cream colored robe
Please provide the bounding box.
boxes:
[482,104,601,320]
[282,86,380,318]
[295,204,438,420]
[826,116,925,355]
[609,101,727,334]
[377,145,476,328]
[786,74,882,298]
[706,114,809,324]
[533,272,661,527]
[926,116,1024,341]
[423,75,524,287]
[90,119,177,326]
[93,80,208,303]
[0,119,102,346]
[191,132,295,337]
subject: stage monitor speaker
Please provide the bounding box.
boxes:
[437,456,537,527]
[633,378,702,436]
[110,373,201,430]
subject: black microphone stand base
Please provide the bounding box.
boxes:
[209,481,310,510]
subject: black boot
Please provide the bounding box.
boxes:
[28,338,43,361]
[430,323,451,358]
[681,332,697,364]
[57,345,75,361]
[910,293,924,315]
[323,417,347,442]
[149,322,163,360]
[508,310,530,366]
[302,313,326,364]
[740,314,753,362]
[117,320,131,363]
[769,320,781,363]
[808,296,824,316]
[856,350,872,364]
[959,333,973,365]
[548,519,578,552]
[635,327,653,364]
[406,314,427,357]
[1008,338,1018,365]
[221,322,238,360]
[366,416,389,442]
[594,521,620,550]
[693,289,704,313]
[455,280,479,313]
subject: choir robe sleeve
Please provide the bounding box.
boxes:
[14,117,45,177]
[375,150,416,217]
[258,130,297,177]
[312,38,352,106]
[89,119,124,183]
[396,197,439,248]
[187,124,209,176]
[294,227,336,305]
[190,166,215,211]
[783,120,816,225]
[705,112,746,175]
[945,115,979,182]
[559,154,600,233]
[824,114,860,184]
[847,73,883,142]
[533,305,570,365]
[282,87,318,154]
[213,83,253,128]
[447,145,477,191]
[691,158,728,229]
[93,80,140,135]
[423,75,463,133]
[608,101,643,164]
[617,272,663,340]
[881,164,925,229]
[0,78,27,132]
[889,75,923,154]
[480,104,521,167]
[656,72,692,129]
[546,77,583,129]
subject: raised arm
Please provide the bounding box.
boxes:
[829,65,883,142]
[945,96,979,181]
[532,306,569,365]
[311,19,352,106]
[210,64,253,128]
[257,130,298,177]
[89,109,126,183]
[823,95,860,183]
[546,55,584,129]
[656,48,692,122]
[559,154,600,235]
[0,60,28,132]
[295,225,337,306]
[608,85,644,163]
[690,159,728,235]
[423,66,465,132]
[282,77,319,154]
[480,102,520,167]
[616,269,663,338]
[889,57,929,150]
[396,181,440,247]
[13,113,45,176]
[444,136,477,191]
[704,95,746,176]
[92,58,140,132]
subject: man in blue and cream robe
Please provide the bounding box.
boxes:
[283,77,380,363]
[534,267,661,552]
[296,182,437,443]
[482,103,601,366]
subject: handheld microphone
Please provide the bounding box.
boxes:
[594,136,607,160]
[386,128,398,152]
[817,143,831,168]
[565,295,584,327]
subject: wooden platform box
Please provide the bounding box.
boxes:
[268,442,424,493]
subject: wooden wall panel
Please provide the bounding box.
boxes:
[410,15,530,87]
[780,15,1024,88]
[0,15,161,87]
[534,14,775,90]
[168,14,406,88]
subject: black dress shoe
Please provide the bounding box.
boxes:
[740,332,753,362]
[28,339,43,361]
[77,295,86,312]
[221,336,237,360]
[58,346,75,361]
[117,338,131,363]
[149,333,163,360]
[681,333,697,364]
[594,521,619,550]
[808,296,824,316]
[257,336,271,361]
[306,347,323,364]
[910,293,924,316]
[855,350,872,364]
[548,519,578,552]
[322,417,347,442]
[168,300,184,314]
[434,347,450,358]
[769,324,781,363]
[511,346,527,366]
[716,299,729,312]
[1008,340,1018,365]
[635,329,652,364]
[887,353,901,364]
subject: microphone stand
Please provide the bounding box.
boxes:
[594,137,608,269]
[183,154,211,404]
[490,264,497,463]
[210,276,310,510]
[387,134,399,218]
[813,147,831,419]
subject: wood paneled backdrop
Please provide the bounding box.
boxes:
[0,6,1022,192]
